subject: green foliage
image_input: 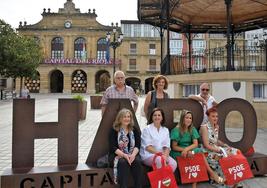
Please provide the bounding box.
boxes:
[0,19,43,79]
[72,94,85,101]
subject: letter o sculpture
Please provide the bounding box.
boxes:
[217,98,257,153]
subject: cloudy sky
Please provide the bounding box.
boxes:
[0,0,138,28]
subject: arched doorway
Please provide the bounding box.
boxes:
[71,70,87,93]
[24,71,40,93]
[95,70,111,93]
[145,77,154,94]
[125,77,141,93]
[50,70,64,93]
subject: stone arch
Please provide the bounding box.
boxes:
[125,77,141,93]
[24,71,40,93]
[71,69,87,93]
[50,69,64,93]
[95,70,111,93]
[145,77,154,94]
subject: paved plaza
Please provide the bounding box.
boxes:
[0,94,267,187]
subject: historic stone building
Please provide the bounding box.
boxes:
[16,0,120,94]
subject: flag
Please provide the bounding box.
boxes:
[105,40,110,64]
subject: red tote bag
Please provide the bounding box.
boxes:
[147,153,178,188]
[219,152,253,185]
[177,153,209,184]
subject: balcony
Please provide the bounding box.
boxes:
[161,46,267,75]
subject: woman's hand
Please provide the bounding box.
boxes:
[128,153,136,165]
[181,148,189,158]
[181,150,188,158]
[122,153,131,165]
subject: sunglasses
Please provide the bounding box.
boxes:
[201,88,209,91]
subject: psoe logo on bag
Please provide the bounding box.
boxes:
[162,178,171,186]
[185,165,200,179]
[228,164,245,180]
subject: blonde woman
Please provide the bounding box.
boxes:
[109,108,142,188]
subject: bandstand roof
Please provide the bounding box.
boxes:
[138,0,267,33]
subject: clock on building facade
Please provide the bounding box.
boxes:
[64,21,72,28]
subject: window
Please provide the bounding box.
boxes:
[183,84,200,97]
[144,25,151,37]
[149,59,156,70]
[130,43,137,54]
[129,59,136,70]
[74,37,87,60]
[253,83,267,100]
[192,40,206,55]
[51,37,64,59]
[97,38,108,60]
[249,60,256,70]
[149,44,156,55]
[170,32,181,39]
[133,24,141,37]
[234,60,239,69]
[170,40,183,55]
[122,24,131,37]
[0,79,7,87]
[193,58,203,71]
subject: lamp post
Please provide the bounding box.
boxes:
[254,31,267,71]
[106,23,123,75]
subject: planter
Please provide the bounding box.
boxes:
[90,95,102,109]
[78,100,87,120]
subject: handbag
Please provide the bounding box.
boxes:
[219,149,253,185]
[147,153,178,188]
[96,154,109,168]
[177,153,209,184]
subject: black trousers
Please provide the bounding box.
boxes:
[117,156,143,188]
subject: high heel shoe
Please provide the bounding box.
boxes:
[210,172,225,185]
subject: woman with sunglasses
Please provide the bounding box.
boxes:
[189,83,217,124]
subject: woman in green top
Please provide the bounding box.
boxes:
[170,110,225,188]
[170,110,202,158]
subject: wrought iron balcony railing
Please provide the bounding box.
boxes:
[161,46,267,75]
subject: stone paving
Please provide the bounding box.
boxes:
[0,94,266,187]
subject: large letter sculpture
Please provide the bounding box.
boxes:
[12,99,79,169]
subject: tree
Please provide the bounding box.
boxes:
[0,19,42,96]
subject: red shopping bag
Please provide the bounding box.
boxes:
[147,153,178,188]
[219,153,253,185]
[177,153,209,184]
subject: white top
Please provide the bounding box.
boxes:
[197,94,216,124]
[140,123,170,160]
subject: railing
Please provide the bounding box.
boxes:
[161,46,267,75]
[43,58,121,65]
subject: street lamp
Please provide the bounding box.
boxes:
[254,31,267,71]
[106,23,123,75]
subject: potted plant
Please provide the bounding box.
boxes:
[72,94,87,120]
[90,93,103,109]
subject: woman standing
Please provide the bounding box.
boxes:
[109,108,142,188]
[143,75,169,120]
[200,107,241,188]
[140,108,177,172]
[171,110,224,188]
